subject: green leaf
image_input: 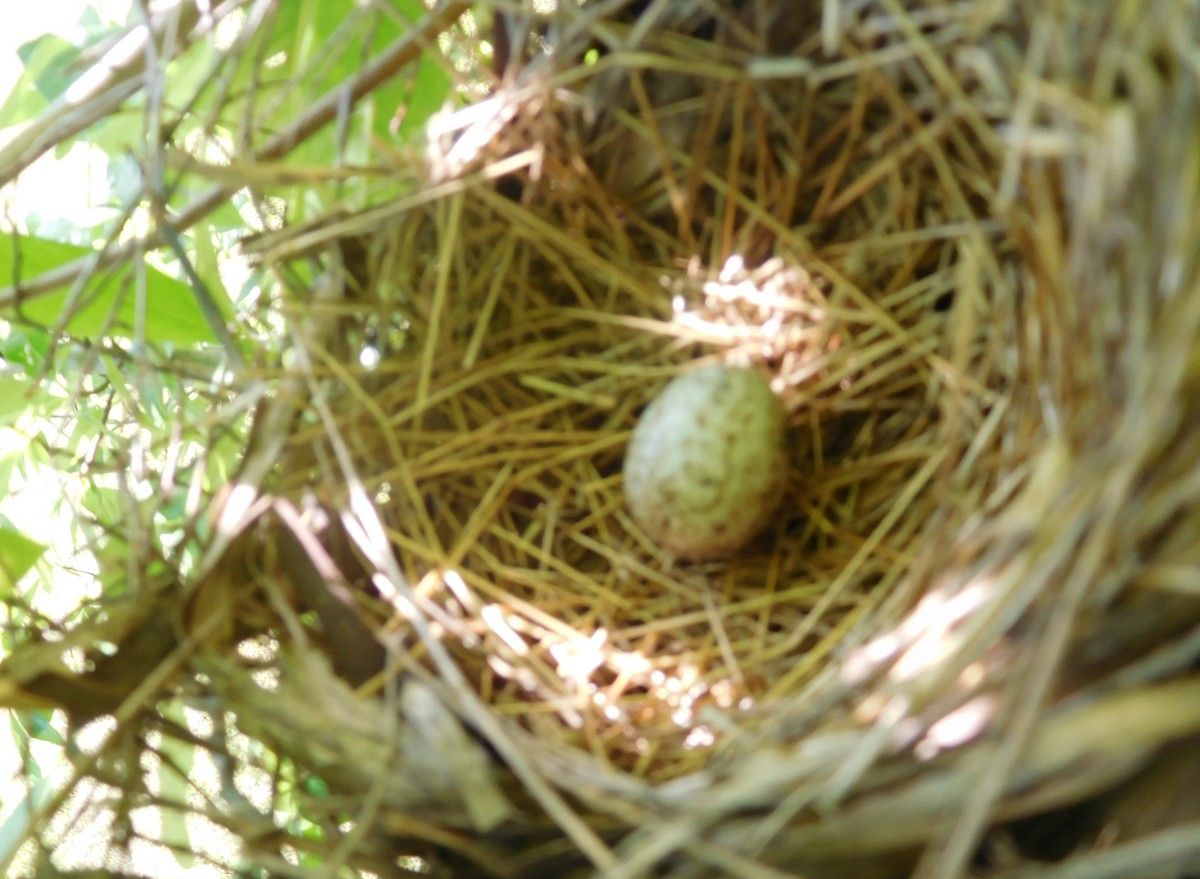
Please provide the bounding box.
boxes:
[393,52,453,142]
[0,9,135,122]
[0,233,218,345]
[158,702,197,868]
[0,35,82,129]
[0,525,47,596]
[396,0,427,19]
[0,440,24,496]
[24,37,84,103]
[106,152,144,205]
[267,0,450,145]
[0,371,65,427]
[27,710,66,746]
[82,484,123,525]
[78,108,146,158]
[0,376,38,426]
[0,773,53,869]
[192,224,221,296]
[9,710,31,751]
[0,325,52,372]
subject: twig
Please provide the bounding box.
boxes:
[0,1,470,312]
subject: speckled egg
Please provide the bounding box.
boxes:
[623,364,787,560]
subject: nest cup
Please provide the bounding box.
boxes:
[196,1,1200,877]
[283,13,957,774]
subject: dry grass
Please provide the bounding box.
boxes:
[225,2,1200,876]
[4,0,1200,877]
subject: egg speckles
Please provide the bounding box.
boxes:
[623,364,787,560]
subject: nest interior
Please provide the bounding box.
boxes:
[6,1,1200,878]
[274,0,1010,772]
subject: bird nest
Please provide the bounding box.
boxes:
[5,1,1200,878]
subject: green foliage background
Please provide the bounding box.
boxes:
[0,1,464,874]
